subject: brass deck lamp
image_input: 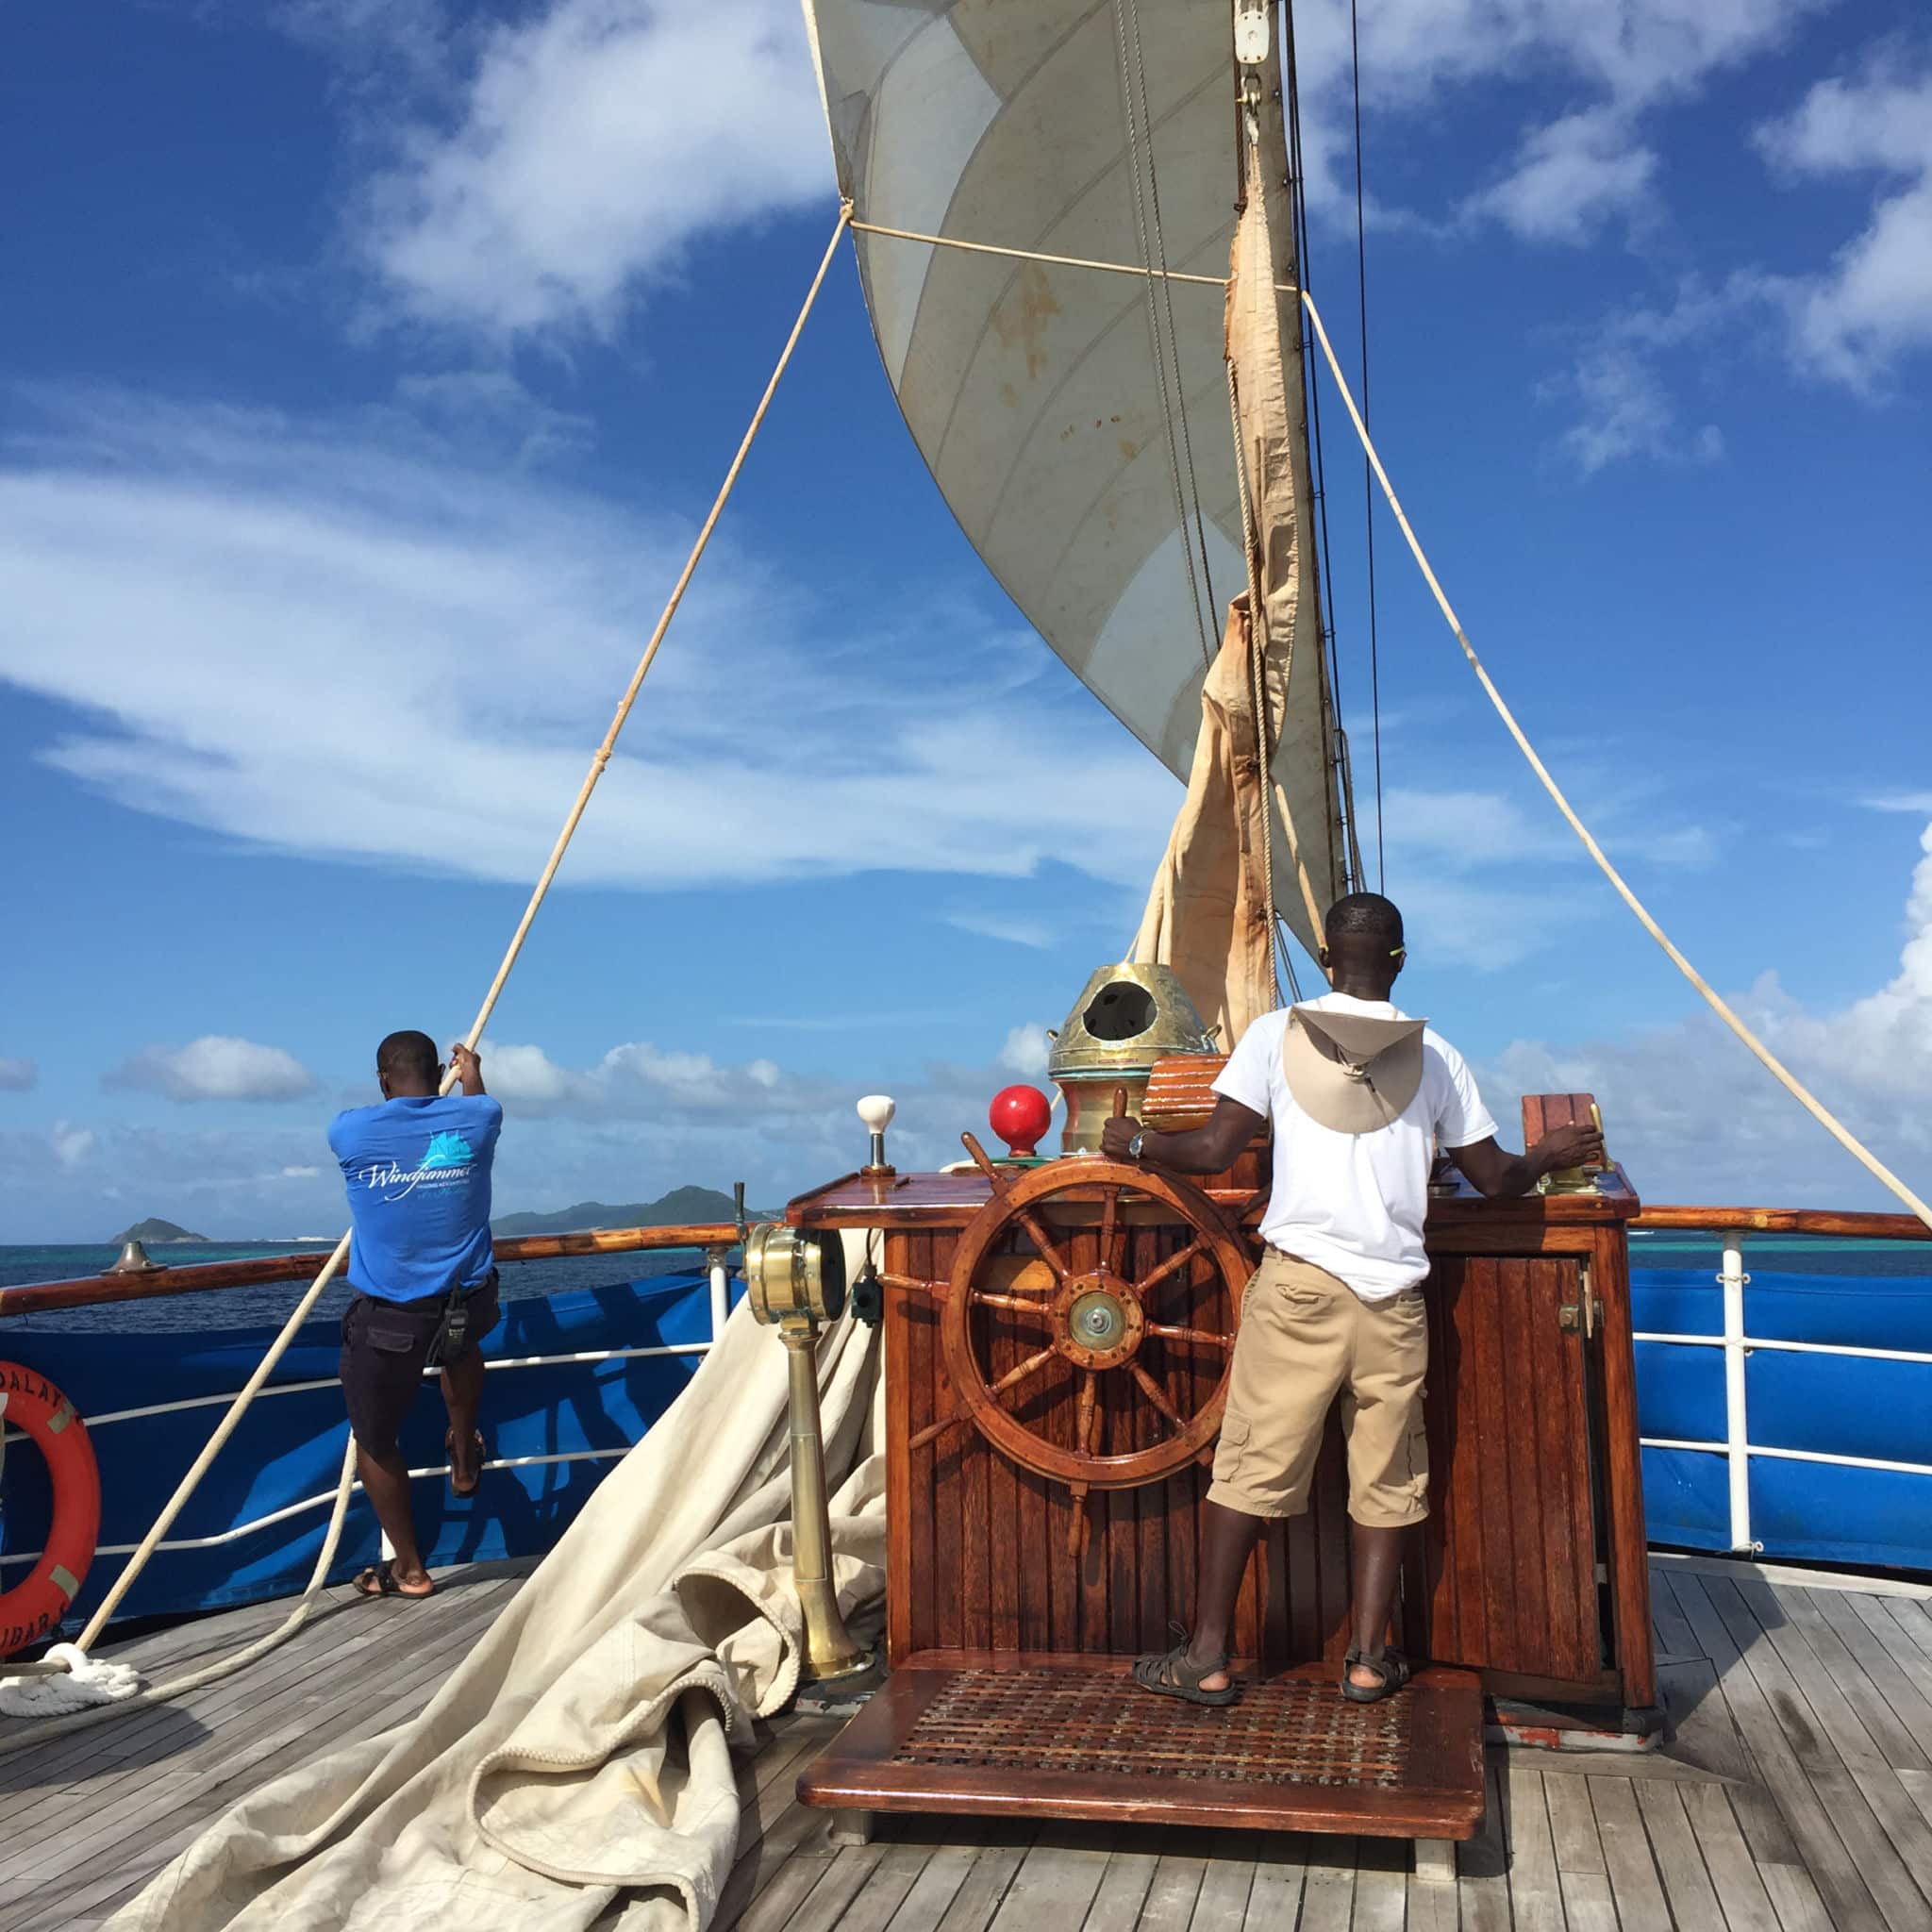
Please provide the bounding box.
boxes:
[743,1216,871,1682]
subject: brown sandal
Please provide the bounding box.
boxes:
[1132,1637,1238,1707]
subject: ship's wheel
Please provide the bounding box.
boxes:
[889,1128,1252,1542]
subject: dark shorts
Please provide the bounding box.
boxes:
[339,1271,500,1453]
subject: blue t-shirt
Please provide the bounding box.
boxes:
[327,1094,503,1304]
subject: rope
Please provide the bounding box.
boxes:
[0,205,854,1735]
[1349,0,1385,890]
[1109,0,1215,668]
[1293,285,1932,1233]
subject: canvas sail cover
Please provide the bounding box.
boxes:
[801,0,1348,970]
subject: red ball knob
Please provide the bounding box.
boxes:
[990,1084,1052,1158]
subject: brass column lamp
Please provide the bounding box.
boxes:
[743,1220,871,1682]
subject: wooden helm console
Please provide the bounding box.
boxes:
[784,1081,1653,1851]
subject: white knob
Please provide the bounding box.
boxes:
[857,1093,896,1132]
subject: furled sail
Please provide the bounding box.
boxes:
[800,0,1351,963]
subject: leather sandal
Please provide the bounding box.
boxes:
[1341,1644,1411,1703]
[1132,1637,1239,1707]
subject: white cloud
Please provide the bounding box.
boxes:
[1867,791,1932,815]
[1285,0,1825,231]
[50,1122,95,1171]
[1486,820,1932,1206]
[1462,108,1657,244]
[106,1036,319,1104]
[475,1038,843,1120]
[0,1058,36,1092]
[0,391,1179,900]
[944,912,1057,951]
[354,0,830,340]
[997,1024,1052,1078]
[1754,47,1932,388]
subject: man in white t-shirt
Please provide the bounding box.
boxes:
[1101,892,1601,1705]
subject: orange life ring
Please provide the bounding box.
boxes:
[0,1363,101,1658]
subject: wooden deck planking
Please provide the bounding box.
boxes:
[7,1555,1932,1927]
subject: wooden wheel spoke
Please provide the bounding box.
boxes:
[1127,1360,1185,1431]
[908,1407,972,1454]
[1075,1372,1098,1457]
[1010,1208,1075,1284]
[959,1131,1009,1192]
[972,1291,1053,1321]
[989,1345,1058,1402]
[1130,1235,1208,1302]
[1144,1323,1233,1350]
[880,1272,948,1302]
[1098,1182,1123,1277]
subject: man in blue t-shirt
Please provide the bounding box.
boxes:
[329,1030,504,1599]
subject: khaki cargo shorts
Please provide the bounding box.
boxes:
[1208,1249,1429,1529]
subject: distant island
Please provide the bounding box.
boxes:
[491,1185,744,1239]
[111,1216,211,1244]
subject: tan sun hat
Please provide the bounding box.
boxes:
[1280,1005,1428,1134]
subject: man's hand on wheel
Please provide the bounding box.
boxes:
[1533,1123,1604,1174]
[1101,1114,1143,1160]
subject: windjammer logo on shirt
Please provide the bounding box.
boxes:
[360,1130,476,1202]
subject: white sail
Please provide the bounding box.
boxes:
[801,0,1349,958]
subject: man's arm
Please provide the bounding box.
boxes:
[1099,1096,1264,1174]
[448,1042,487,1097]
[1450,1122,1603,1198]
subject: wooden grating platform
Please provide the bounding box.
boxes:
[798,1662,1488,1840]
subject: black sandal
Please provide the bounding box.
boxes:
[353,1560,435,1602]
[1341,1644,1410,1703]
[445,1425,486,1498]
[1132,1636,1239,1707]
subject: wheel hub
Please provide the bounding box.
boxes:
[1053,1272,1144,1370]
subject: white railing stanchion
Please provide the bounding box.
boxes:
[1720,1235,1756,1553]
[706,1246,731,1345]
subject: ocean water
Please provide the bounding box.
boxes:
[0,1242,709,1334]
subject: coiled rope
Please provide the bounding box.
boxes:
[0,203,854,1751]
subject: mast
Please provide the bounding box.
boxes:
[1229,0,1356,950]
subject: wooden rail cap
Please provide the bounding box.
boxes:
[0,1222,741,1319]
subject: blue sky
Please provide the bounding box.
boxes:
[1,0,1927,1242]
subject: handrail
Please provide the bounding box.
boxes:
[0,1223,741,1319]
[1630,1207,1932,1241]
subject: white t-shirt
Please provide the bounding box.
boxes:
[1210,992,1499,1302]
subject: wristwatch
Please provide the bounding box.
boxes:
[1126,1130,1146,1162]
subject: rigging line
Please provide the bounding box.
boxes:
[1121,0,1220,640]
[1110,0,1215,670]
[1281,0,1353,900]
[1350,0,1385,891]
[1296,285,1932,1235]
[29,207,855,1711]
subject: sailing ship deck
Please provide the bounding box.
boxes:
[5,1555,1931,1929]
